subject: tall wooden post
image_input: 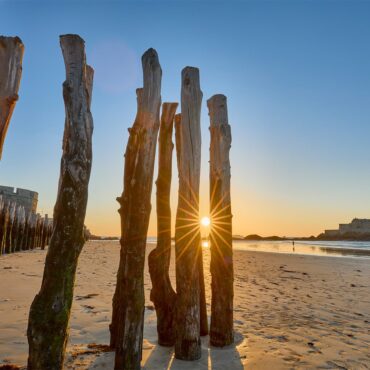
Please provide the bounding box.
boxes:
[0,36,24,159]
[23,211,31,250]
[208,94,233,347]
[0,197,5,254]
[5,201,15,253]
[2,202,10,254]
[16,206,25,251]
[174,67,203,360]
[41,214,49,250]
[148,102,178,346]
[11,205,20,252]
[110,48,161,370]
[27,34,94,370]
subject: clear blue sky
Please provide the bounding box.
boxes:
[1,0,370,237]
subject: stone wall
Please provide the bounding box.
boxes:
[0,185,38,214]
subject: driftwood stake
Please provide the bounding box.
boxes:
[148,102,178,346]
[110,48,162,370]
[208,94,233,347]
[0,36,24,159]
[27,34,94,369]
[174,67,203,360]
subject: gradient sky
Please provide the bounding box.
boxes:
[1,0,370,237]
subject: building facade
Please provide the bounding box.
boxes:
[325,218,370,236]
[0,185,38,214]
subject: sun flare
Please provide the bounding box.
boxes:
[201,216,211,227]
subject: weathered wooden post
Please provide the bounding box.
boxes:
[0,36,24,159]
[41,214,49,250]
[34,214,41,249]
[11,204,20,252]
[46,218,53,246]
[27,34,94,370]
[28,213,36,250]
[0,197,5,254]
[208,94,233,347]
[16,206,25,251]
[5,201,15,253]
[23,211,30,250]
[174,66,204,360]
[110,48,161,370]
[3,202,10,254]
[148,102,178,346]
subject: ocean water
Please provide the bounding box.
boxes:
[146,237,370,258]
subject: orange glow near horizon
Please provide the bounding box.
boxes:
[83,177,362,238]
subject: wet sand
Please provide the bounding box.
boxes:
[0,241,369,369]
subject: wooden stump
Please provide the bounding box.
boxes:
[0,197,5,254]
[148,102,178,346]
[41,215,49,250]
[110,48,162,370]
[174,66,203,360]
[16,206,25,251]
[27,34,94,370]
[0,36,24,159]
[23,211,31,250]
[11,205,20,252]
[2,202,10,254]
[208,94,233,347]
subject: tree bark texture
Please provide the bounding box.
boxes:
[148,102,178,346]
[27,34,94,370]
[110,48,161,370]
[0,36,24,159]
[174,66,203,360]
[208,94,234,347]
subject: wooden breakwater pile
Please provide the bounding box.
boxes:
[0,195,52,255]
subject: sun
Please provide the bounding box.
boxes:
[200,216,211,227]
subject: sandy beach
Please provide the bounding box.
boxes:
[0,241,369,369]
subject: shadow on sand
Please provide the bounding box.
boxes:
[142,332,245,370]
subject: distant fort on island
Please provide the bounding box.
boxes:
[324,218,370,237]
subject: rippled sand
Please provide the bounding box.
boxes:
[0,241,369,369]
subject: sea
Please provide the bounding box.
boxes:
[145,237,370,258]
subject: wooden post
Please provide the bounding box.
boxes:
[3,202,10,253]
[208,94,233,347]
[11,205,19,252]
[23,211,31,250]
[0,197,5,254]
[28,213,36,250]
[110,48,161,370]
[27,34,94,370]
[35,214,40,249]
[148,102,178,346]
[16,206,25,251]
[41,215,49,250]
[5,201,15,253]
[0,36,24,159]
[174,66,203,360]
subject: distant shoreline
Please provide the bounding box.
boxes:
[89,234,370,242]
[238,233,370,242]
